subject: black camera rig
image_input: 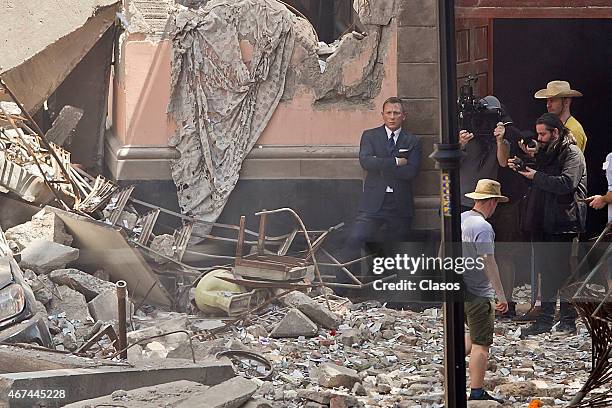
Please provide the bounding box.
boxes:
[457,75,504,138]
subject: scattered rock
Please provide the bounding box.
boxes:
[88,289,134,322]
[467,401,502,407]
[150,234,175,264]
[318,363,360,389]
[270,309,318,338]
[352,382,367,396]
[50,268,116,301]
[497,381,537,397]
[19,240,79,274]
[48,285,92,323]
[23,269,55,305]
[338,329,361,346]
[175,376,258,407]
[5,209,73,250]
[281,291,342,329]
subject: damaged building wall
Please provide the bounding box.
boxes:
[105,0,440,231]
[46,27,116,171]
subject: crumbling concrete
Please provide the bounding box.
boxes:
[23,269,55,305]
[281,291,342,329]
[0,358,235,408]
[88,288,134,322]
[270,308,318,338]
[63,380,209,407]
[127,314,189,345]
[48,285,92,323]
[150,233,175,263]
[0,1,121,113]
[174,376,259,408]
[5,209,73,250]
[49,268,116,301]
[19,240,79,274]
[0,345,105,374]
[317,363,361,389]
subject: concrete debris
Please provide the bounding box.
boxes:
[88,288,134,322]
[150,233,176,263]
[497,380,538,397]
[5,209,73,250]
[63,380,209,407]
[467,401,501,408]
[242,399,277,408]
[175,376,259,408]
[0,358,234,407]
[23,269,55,305]
[48,285,92,323]
[270,308,318,338]
[19,239,79,274]
[49,268,116,301]
[128,313,190,346]
[317,363,361,389]
[281,291,342,329]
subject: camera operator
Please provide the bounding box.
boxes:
[459,96,528,318]
[508,113,587,337]
[459,96,510,212]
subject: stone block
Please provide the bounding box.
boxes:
[175,376,258,408]
[270,309,318,338]
[397,63,439,98]
[496,380,537,397]
[19,240,79,274]
[467,401,501,408]
[50,268,116,301]
[402,100,439,135]
[318,363,360,389]
[48,285,92,323]
[281,291,342,329]
[1,359,234,408]
[398,26,438,63]
[398,0,438,27]
[88,288,134,322]
[5,209,73,250]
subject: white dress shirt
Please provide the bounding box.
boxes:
[385,127,401,192]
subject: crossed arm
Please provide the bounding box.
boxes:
[358,132,422,181]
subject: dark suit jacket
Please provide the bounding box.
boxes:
[358,125,422,216]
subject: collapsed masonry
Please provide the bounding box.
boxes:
[166,0,396,230]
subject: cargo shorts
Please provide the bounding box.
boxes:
[464,295,495,347]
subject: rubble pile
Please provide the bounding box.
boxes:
[0,205,605,407]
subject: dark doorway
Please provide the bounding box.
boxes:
[492,18,612,238]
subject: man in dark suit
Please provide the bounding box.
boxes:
[338,97,422,288]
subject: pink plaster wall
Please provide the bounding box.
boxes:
[111,36,174,146]
[259,26,398,146]
[111,24,397,147]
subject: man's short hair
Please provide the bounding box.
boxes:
[382,97,404,112]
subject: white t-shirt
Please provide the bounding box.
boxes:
[461,210,495,298]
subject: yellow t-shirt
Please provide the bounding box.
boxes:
[565,116,587,152]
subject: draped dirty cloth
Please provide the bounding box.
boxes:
[168,0,295,233]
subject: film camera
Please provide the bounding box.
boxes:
[457,76,512,138]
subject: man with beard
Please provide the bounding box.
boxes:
[509,113,587,336]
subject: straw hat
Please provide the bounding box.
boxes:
[534,80,583,99]
[465,179,509,202]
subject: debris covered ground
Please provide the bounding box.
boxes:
[0,202,602,407]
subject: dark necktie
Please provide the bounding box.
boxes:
[387,132,396,155]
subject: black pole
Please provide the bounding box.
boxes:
[429,0,466,407]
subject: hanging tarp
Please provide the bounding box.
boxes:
[168,0,295,233]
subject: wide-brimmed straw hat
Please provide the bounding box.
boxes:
[465,179,509,202]
[534,80,583,99]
